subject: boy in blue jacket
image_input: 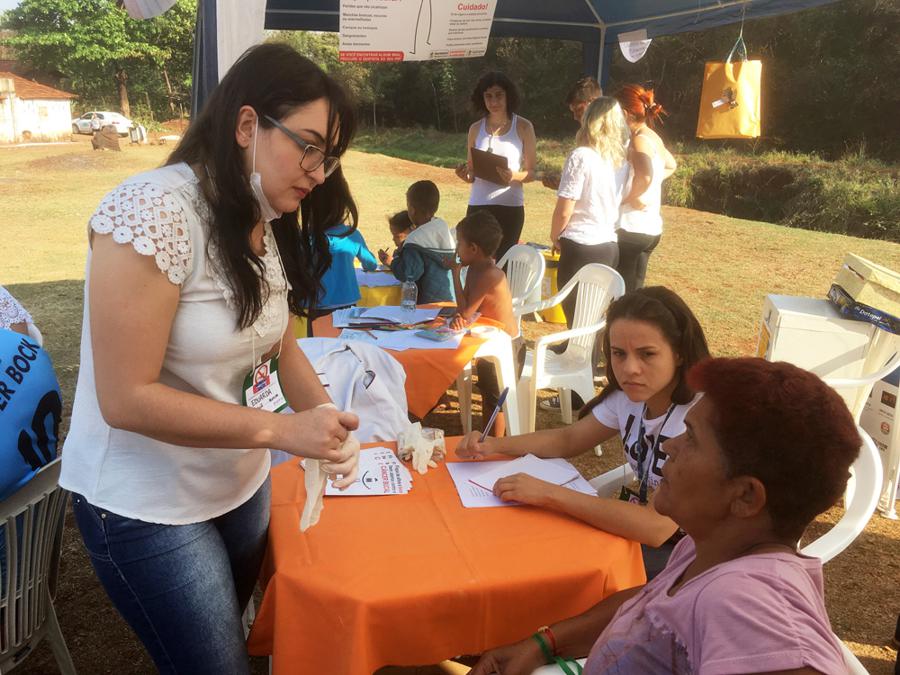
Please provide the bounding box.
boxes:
[309,224,378,335]
[388,181,455,304]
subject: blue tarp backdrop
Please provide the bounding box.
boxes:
[192,0,839,115]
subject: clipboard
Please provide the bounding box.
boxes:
[470,147,510,186]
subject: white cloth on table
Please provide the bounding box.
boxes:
[298,337,412,442]
[61,162,284,524]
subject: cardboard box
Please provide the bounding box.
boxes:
[828,284,900,335]
[833,253,900,319]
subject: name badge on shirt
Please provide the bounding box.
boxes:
[242,356,289,413]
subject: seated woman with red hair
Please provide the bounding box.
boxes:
[470,357,859,675]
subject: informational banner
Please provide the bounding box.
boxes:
[340,0,497,62]
[618,28,652,63]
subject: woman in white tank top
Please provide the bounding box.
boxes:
[615,84,677,292]
[455,72,537,260]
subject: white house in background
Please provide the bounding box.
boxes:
[0,72,75,144]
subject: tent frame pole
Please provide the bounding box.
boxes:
[596,23,606,83]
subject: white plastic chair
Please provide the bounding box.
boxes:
[588,426,882,565]
[454,245,543,436]
[456,328,522,437]
[497,244,545,329]
[824,343,900,519]
[516,264,625,432]
[0,458,76,675]
[801,428,882,563]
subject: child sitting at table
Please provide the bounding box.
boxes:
[386,181,455,303]
[450,211,523,437]
[378,211,413,267]
[309,223,378,335]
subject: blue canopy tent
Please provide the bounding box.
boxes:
[192,0,839,114]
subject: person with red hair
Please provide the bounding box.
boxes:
[469,357,859,675]
[614,84,677,292]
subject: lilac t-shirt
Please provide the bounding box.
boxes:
[584,537,846,674]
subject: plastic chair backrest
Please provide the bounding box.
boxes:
[800,428,882,563]
[560,264,625,360]
[824,350,900,424]
[497,245,545,312]
[0,458,68,667]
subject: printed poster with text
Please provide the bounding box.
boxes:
[340,0,497,62]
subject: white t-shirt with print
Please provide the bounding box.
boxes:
[557,146,630,246]
[591,390,699,492]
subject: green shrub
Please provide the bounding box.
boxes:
[663,147,899,241]
[354,128,899,242]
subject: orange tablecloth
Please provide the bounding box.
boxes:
[311,313,494,419]
[247,439,646,674]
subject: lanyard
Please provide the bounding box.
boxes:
[249,223,289,370]
[635,403,675,505]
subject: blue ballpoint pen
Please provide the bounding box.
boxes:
[480,386,509,441]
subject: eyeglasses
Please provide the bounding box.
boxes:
[263,115,340,178]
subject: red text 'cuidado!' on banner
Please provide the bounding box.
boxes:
[339,0,497,62]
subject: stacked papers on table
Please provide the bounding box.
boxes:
[338,328,464,351]
[332,307,382,328]
[447,456,596,508]
[359,306,440,325]
[323,447,412,496]
[356,270,401,287]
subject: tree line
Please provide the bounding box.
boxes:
[2,0,896,161]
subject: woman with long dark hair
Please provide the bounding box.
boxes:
[457,286,711,578]
[455,71,537,260]
[60,44,361,673]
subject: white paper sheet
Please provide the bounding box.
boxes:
[367,329,464,351]
[360,306,440,324]
[338,328,379,343]
[322,447,413,496]
[447,460,596,508]
[356,270,401,287]
[469,454,580,492]
[332,307,383,328]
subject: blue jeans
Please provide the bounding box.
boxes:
[72,478,270,674]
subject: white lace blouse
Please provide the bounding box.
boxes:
[0,287,33,329]
[61,163,289,524]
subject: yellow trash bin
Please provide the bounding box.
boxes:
[539,249,567,324]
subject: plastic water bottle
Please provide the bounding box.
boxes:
[401,281,418,319]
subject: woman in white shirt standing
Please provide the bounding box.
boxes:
[551,97,631,326]
[61,45,361,674]
[615,84,677,292]
[455,72,537,261]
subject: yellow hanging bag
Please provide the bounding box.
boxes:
[696,36,761,139]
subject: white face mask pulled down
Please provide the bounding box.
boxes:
[250,117,283,223]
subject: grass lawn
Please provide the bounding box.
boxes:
[2,137,899,673]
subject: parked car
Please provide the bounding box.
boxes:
[71,111,134,136]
